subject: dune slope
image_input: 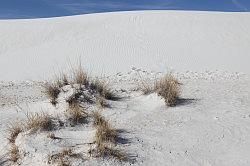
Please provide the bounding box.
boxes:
[0,11,250,81]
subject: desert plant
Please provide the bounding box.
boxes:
[92,111,107,127]
[155,74,180,106]
[6,122,23,143]
[67,103,88,125]
[8,144,19,163]
[43,83,60,105]
[95,120,117,145]
[73,64,89,86]
[25,112,55,132]
[90,79,117,100]
[95,143,127,161]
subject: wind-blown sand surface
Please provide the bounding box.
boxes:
[0,11,250,166]
[0,11,250,81]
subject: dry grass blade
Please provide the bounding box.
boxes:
[8,144,19,163]
[155,74,180,106]
[48,148,80,166]
[73,64,89,86]
[95,143,127,161]
[67,103,88,125]
[95,121,117,144]
[92,111,107,127]
[55,73,69,88]
[6,122,23,143]
[43,83,60,105]
[25,112,55,132]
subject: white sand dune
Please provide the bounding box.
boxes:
[0,11,250,81]
[0,11,250,166]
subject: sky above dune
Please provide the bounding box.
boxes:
[0,0,249,19]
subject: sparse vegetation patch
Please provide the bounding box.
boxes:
[155,74,180,107]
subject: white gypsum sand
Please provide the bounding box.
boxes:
[0,11,250,166]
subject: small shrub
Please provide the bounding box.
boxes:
[92,111,107,127]
[25,112,55,132]
[8,144,19,163]
[44,83,60,105]
[55,74,69,88]
[6,122,23,143]
[48,148,79,166]
[155,74,180,106]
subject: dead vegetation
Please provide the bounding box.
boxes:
[89,79,117,100]
[90,111,127,161]
[25,112,55,132]
[43,83,60,105]
[48,148,80,166]
[73,64,89,86]
[6,122,23,143]
[138,73,181,106]
[67,103,88,125]
[8,144,20,163]
[55,73,69,88]
[155,74,180,106]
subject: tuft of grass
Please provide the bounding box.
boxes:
[95,120,117,145]
[48,148,79,166]
[95,143,127,161]
[90,79,117,100]
[155,74,180,107]
[25,112,55,132]
[6,122,23,143]
[44,83,60,106]
[73,64,89,86]
[8,144,19,163]
[67,103,88,125]
[92,111,107,127]
[55,73,69,88]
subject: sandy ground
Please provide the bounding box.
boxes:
[0,10,250,165]
[0,70,250,166]
[0,11,250,81]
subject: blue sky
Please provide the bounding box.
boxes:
[0,0,249,19]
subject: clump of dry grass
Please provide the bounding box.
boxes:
[73,64,89,86]
[90,79,117,100]
[155,74,180,106]
[67,103,88,125]
[8,144,20,163]
[95,119,117,145]
[25,112,55,132]
[90,112,127,161]
[48,148,80,166]
[138,79,155,95]
[95,143,127,161]
[55,73,69,88]
[44,83,60,105]
[6,122,23,143]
